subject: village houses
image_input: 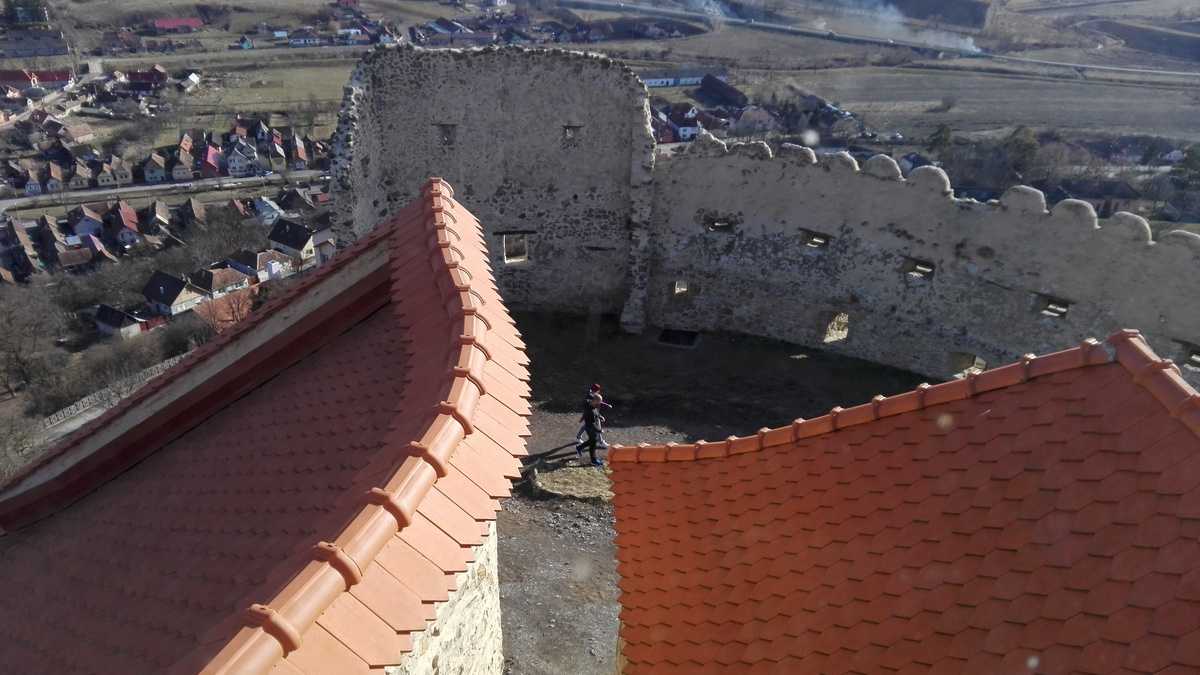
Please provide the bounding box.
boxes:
[187,267,253,299]
[142,270,205,316]
[143,151,167,183]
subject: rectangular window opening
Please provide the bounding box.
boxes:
[823,312,849,344]
[949,352,987,377]
[1035,293,1071,318]
[673,279,690,296]
[562,124,583,148]
[657,328,700,349]
[502,233,529,264]
[435,123,457,147]
[1177,341,1200,371]
[901,257,935,279]
[802,230,832,249]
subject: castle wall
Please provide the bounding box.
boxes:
[644,135,1200,383]
[332,45,655,313]
[333,46,1200,387]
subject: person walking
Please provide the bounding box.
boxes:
[576,384,613,449]
[576,393,605,467]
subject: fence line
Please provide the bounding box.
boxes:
[42,354,187,429]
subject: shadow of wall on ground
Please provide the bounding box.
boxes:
[516,312,927,444]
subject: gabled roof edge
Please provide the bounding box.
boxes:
[0,219,399,504]
[193,178,529,675]
[610,331,1200,463]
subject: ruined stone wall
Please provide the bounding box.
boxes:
[333,46,1200,387]
[332,45,656,313]
[387,523,503,675]
[641,134,1200,383]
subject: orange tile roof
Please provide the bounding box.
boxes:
[609,331,1200,674]
[0,178,531,674]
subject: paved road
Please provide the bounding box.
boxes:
[0,169,324,215]
[564,0,1200,79]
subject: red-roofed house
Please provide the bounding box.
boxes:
[127,64,169,91]
[201,145,224,178]
[107,200,141,246]
[0,69,36,89]
[0,178,531,674]
[150,17,204,34]
[44,161,66,193]
[30,69,74,90]
[609,330,1200,675]
[187,266,253,298]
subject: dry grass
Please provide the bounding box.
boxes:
[534,465,614,501]
[749,66,1200,141]
[589,22,910,70]
[1007,0,1200,18]
[187,62,352,107]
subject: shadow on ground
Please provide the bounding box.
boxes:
[498,312,928,675]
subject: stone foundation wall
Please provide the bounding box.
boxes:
[387,522,503,675]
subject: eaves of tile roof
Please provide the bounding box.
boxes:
[0,178,531,674]
[609,331,1200,674]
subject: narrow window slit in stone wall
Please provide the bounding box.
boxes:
[949,352,987,377]
[562,124,583,148]
[1176,341,1200,371]
[802,230,832,248]
[1035,294,1071,318]
[823,312,850,343]
[500,233,529,264]
[901,257,935,279]
[435,123,457,147]
[673,280,690,296]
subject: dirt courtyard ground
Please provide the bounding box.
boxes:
[497,312,926,674]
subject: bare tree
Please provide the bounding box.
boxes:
[0,283,65,398]
[0,412,40,488]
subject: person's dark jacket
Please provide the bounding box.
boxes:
[581,401,601,431]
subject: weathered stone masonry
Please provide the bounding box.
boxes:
[333,45,655,314]
[334,45,1200,386]
[387,524,503,675]
[647,134,1200,384]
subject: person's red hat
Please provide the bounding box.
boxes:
[590,383,602,391]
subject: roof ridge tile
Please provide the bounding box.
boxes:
[179,178,530,674]
[611,332,1200,463]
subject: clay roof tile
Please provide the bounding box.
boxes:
[611,330,1200,674]
[0,178,529,674]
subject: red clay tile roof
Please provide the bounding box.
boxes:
[152,18,204,31]
[0,178,531,674]
[610,331,1200,675]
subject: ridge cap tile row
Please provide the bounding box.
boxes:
[205,178,530,675]
[0,178,529,675]
[610,332,1198,463]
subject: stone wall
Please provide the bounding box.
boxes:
[332,45,656,313]
[333,45,1200,387]
[641,134,1200,382]
[387,522,503,675]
